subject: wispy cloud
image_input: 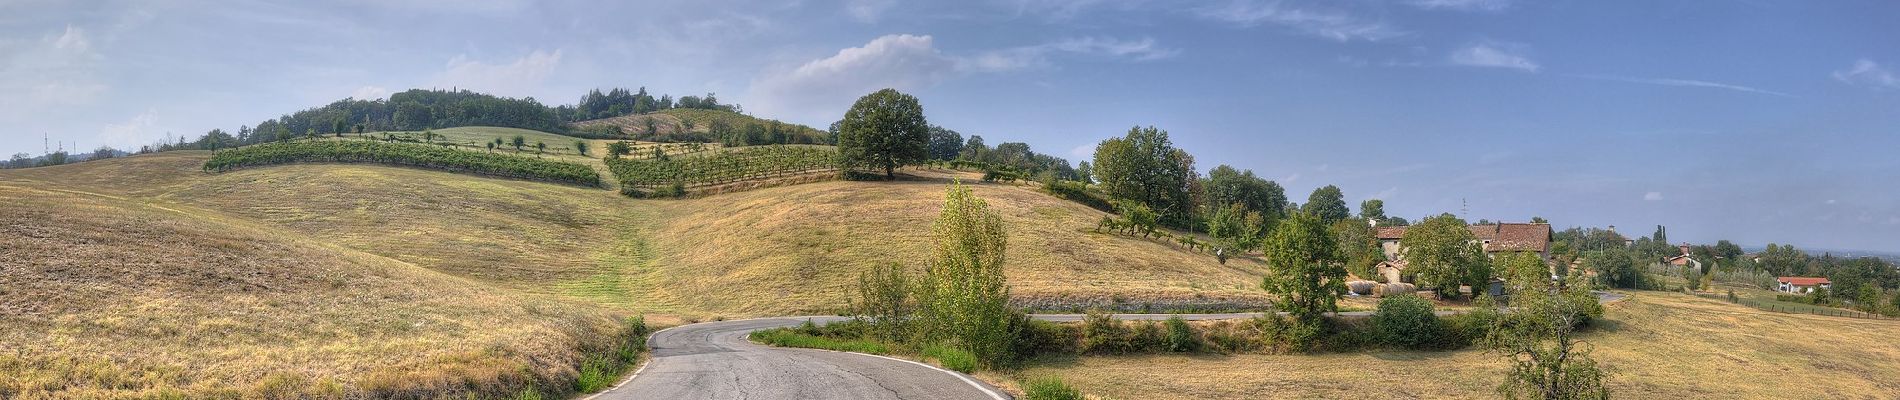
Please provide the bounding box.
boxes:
[844,0,896,23]
[1448,42,1538,72]
[434,49,563,99]
[1405,0,1512,12]
[1567,74,1795,98]
[1644,191,1663,201]
[1833,59,1899,90]
[1193,0,1404,42]
[964,36,1178,72]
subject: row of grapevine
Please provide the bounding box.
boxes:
[604,145,838,189]
[204,140,602,187]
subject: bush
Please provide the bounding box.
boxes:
[1372,295,1440,349]
[205,140,602,187]
[1021,376,1085,400]
[1080,312,1133,354]
[1012,315,1078,358]
[749,328,890,354]
[1131,320,1166,352]
[1164,316,1198,352]
[922,344,977,373]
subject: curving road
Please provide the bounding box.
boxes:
[597,292,1625,399]
[596,317,1009,400]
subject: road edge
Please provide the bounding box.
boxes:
[576,322,683,400]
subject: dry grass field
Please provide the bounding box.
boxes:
[0,178,626,398]
[1019,290,1900,399]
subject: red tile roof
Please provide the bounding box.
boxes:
[1376,226,1408,240]
[1470,223,1551,253]
[1777,277,1830,286]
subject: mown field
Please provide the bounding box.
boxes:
[0,175,633,399]
[1018,291,1900,399]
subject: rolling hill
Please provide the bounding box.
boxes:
[571,108,829,144]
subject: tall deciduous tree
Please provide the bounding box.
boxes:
[1304,185,1350,224]
[916,181,1016,368]
[1207,203,1265,261]
[927,125,964,161]
[1584,246,1639,289]
[837,89,930,179]
[1404,213,1491,299]
[1205,164,1287,230]
[1360,199,1386,222]
[1331,219,1383,280]
[1261,212,1347,327]
[1091,126,1198,226]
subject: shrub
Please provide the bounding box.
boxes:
[922,344,978,373]
[1164,316,1198,352]
[1012,315,1078,358]
[1021,376,1085,400]
[1131,320,1166,352]
[749,328,890,354]
[1372,295,1440,349]
[572,357,612,393]
[1080,312,1133,354]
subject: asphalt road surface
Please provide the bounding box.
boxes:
[598,291,1627,399]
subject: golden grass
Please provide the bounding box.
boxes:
[0,182,624,399]
[1020,291,1900,399]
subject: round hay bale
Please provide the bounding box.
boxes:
[1346,280,1376,295]
[1376,283,1417,297]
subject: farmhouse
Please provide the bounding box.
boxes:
[1776,277,1831,294]
[1663,243,1702,270]
[1371,222,1553,283]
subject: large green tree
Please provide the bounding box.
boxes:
[916,181,1016,367]
[1303,185,1350,224]
[1331,219,1383,280]
[1261,212,1347,326]
[1204,164,1287,230]
[837,89,930,179]
[1584,247,1640,289]
[1359,199,1386,222]
[1403,213,1491,299]
[1091,126,1198,226]
[926,125,963,161]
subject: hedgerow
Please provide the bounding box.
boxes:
[604,145,837,194]
[203,140,601,187]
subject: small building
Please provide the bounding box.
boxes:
[1776,277,1831,294]
[1375,260,1408,284]
[1369,222,1552,284]
[1664,243,1701,271]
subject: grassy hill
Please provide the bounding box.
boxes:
[0,168,633,398]
[1018,291,1900,399]
[571,108,828,144]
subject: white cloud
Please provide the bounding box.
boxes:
[1369,186,1398,200]
[51,24,89,52]
[746,34,959,123]
[0,24,108,121]
[965,36,1178,72]
[1193,1,1404,42]
[1069,142,1094,158]
[1832,59,1899,90]
[1449,42,1538,72]
[434,49,563,99]
[1282,173,1301,184]
[1568,74,1794,97]
[1644,191,1663,201]
[747,34,1176,123]
[351,85,390,100]
[1406,0,1512,12]
[845,0,896,23]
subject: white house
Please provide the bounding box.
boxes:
[1776,277,1831,294]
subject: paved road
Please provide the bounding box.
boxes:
[600,291,1627,399]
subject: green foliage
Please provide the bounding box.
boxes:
[1330,218,1383,280]
[202,140,601,187]
[1204,165,1287,231]
[1585,246,1641,289]
[1012,315,1078,357]
[837,89,930,179]
[921,344,978,373]
[603,145,838,193]
[1404,213,1492,299]
[1043,180,1114,213]
[1164,316,1197,352]
[573,140,589,156]
[1091,126,1199,228]
[1303,185,1350,224]
[927,125,964,161]
[1359,199,1387,222]
[1080,312,1133,354]
[914,181,1018,368]
[1113,201,1160,238]
[572,357,612,393]
[1207,203,1266,259]
[1372,295,1439,349]
[749,328,891,354]
[1021,377,1085,400]
[1485,271,1608,400]
[1261,212,1347,325]
[855,263,914,343]
[605,141,632,158]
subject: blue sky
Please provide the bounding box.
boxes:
[4,0,1898,251]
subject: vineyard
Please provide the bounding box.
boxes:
[204,140,602,187]
[605,145,838,195]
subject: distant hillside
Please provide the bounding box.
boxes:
[572,108,830,145]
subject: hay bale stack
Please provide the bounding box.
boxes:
[1346,280,1377,295]
[1375,282,1417,297]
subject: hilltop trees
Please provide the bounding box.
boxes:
[1092,126,1198,227]
[1303,185,1350,224]
[1204,165,1287,231]
[837,89,930,180]
[1404,213,1492,299]
[927,126,964,161]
